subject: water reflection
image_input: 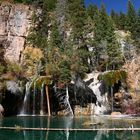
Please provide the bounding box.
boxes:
[21,116,48,140]
[1,116,140,140]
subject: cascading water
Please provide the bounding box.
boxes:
[111,86,114,112]
[55,85,74,116]
[20,81,32,115]
[65,86,74,116]
[20,77,47,116]
[40,82,45,115]
[33,80,37,115]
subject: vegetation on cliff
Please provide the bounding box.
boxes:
[98,70,127,87]
[0,0,139,82]
[1,0,140,116]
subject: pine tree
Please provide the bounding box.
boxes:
[68,0,87,43]
[118,12,126,30]
[87,4,98,21]
[67,0,89,77]
[27,0,57,50]
[94,4,108,68]
[26,0,57,78]
[46,19,63,81]
[106,17,123,69]
[94,4,123,70]
[133,8,140,53]
[126,0,136,33]
[110,9,119,29]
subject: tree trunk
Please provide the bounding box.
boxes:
[46,86,51,116]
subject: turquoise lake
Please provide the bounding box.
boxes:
[1,116,140,140]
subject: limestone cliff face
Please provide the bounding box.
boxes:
[0,2,31,62]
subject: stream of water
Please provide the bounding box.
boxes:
[1,116,140,140]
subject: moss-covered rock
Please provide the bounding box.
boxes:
[30,76,52,90]
[98,70,127,86]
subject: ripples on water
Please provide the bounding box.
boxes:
[0,115,140,140]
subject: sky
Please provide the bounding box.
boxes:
[84,0,140,14]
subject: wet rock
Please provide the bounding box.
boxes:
[75,76,97,106]
[1,89,23,116]
[74,104,94,116]
[0,80,23,116]
[85,72,110,114]
[49,79,97,116]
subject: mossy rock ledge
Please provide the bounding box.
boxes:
[98,70,127,86]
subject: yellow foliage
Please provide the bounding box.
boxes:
[23,46,43,61]
[22,46,43,77]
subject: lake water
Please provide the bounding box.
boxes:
[1,115,140,140]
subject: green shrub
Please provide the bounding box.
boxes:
[0,65,5,75]
[98,70,127,86]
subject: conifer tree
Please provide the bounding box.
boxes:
[118,12,126,30]
[133,8,140,53]
[46,19,63,81]
[26,0,57,77]
[67,0,89,77]
[27,0,56,50]
[126,0,136,34]
[106,17,123,69]
[110,9,119,29]
[94,4,108,67]
[68,0,86,43]
[110,9,115,19]
[94,4,123,70]
[87,4,98,21]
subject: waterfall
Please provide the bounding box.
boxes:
[33,81,36,115]
[32,78,40,115]
[56,85,74,116]
[20,77,38,115]
[20,76,50,116]
[20,82,32,115]
[40,82,45,115]
[66,86,74,116]
[111,86,114,112]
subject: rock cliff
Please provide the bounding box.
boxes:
[0,2,31,62]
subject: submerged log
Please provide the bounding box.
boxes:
[82,121,104,126]
[0,125,139,132]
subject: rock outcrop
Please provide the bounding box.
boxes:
[85,72,110,115]
[0,2,31,62]
[0,104,4,117]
